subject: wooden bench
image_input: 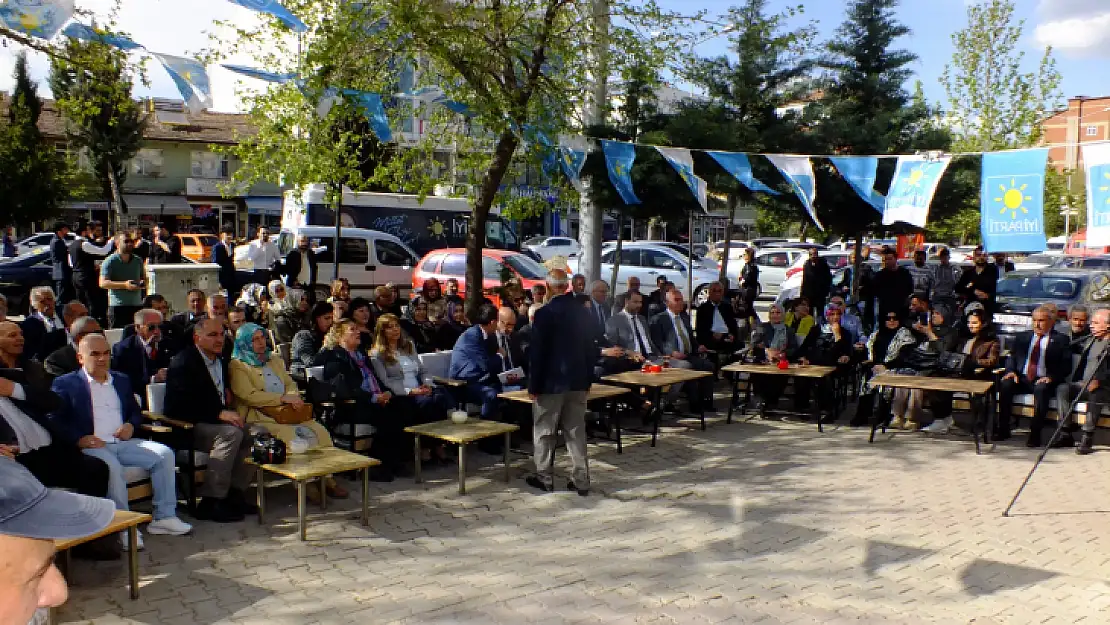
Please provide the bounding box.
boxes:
[55,511,150,600]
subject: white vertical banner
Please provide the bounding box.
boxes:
[655,147,707,210]
[1082,143,1110,247]
[765,155,822,230]
[882,155,952,228]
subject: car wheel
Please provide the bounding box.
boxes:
[693,285,710,307]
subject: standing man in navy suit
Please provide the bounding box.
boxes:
[49,222,73,310]
[447,302,504,420]
[526,269,599,496]
[212,226,237,295]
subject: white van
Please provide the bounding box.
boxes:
[276,225,421,300]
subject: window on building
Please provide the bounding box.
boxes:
[132,148,164,176]
[191,151,230,178]
[1087,126,1099,137]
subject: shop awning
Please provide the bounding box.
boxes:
[122,194,192,216]
[246,196,282,216]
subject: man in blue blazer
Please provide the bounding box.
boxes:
[448,302,504,419]
[526,270,599,495]
[50,334,192,543]
[111,309,171,409]
[212,226,237,294]
[649,288,715,411]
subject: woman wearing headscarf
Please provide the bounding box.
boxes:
[401,299,437,353]
[236,283,267,323]
[413,278,447,324]
[272,288,311,345]
[749,303,798,418]
[784,297,815,340]
[370,314,454,463]
[342,297,374,352]
[434,300,469,351]
[850,309,918,427]
[923,309,999,434]
[228,323,348,498]
[792,304,858,424]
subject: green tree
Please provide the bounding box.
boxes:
[49,35,146,231]
[0,52,70,226]
[214,0,692,312]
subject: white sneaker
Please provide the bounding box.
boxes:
[922,417,953,434]
[147,517,193,536]
[120,529,144,551]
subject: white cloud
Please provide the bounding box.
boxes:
[0,0,292,112]
[1035,0,1110,58]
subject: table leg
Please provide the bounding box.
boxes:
[815,383,824,433]
[361,467,369,526]
[972,394,983,455]
[296,480,307,541]
[984,392,996,445]
[458,443,467,495]
[127,525,139,600]
[650,387,662,447]
[503,432,512,483]
[413,434,423,484]
[255,466,265,525]
[611,399,622,454]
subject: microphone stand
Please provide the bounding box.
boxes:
[1003,337,1110,517]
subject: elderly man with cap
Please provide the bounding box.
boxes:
[0,458,116,625]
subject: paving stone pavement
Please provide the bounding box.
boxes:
[57,391,1110,624]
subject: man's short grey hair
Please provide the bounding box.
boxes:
[1033,304,1055,318]
[210,293,227,303]
[590,280,609,291]
[546,270,569,291]
[29,286,55,305]
[528,303,543,322]
[1069,304,1090,318]
[133,308,163,326]
[71,316,99,336]
[1093,307,1110,321]
[62,301,85,320]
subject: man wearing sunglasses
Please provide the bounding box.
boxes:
[110,309,170,409]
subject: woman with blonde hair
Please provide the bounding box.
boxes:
[228,323,347,497]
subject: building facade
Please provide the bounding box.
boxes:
[1041,95,1110,171]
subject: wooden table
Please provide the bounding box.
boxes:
[868,372,996,453]
[246,448,381,540]
[499,383,633,452]
[56,510,150,600]
[601,368,715,446]
[405,419,520,494]
[720,362,839,432]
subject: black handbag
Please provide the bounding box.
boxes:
[251,432,287,465]
[899,346,940,371]
[936,351,969,377]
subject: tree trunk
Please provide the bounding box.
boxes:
[107,165,123,235]
[330,183,343,282]
[608,208,624,291]
[577,0,610,285]
[466,130,519,316]
[719,196,736,282]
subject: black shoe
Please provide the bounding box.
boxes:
[525,475,552,492]
[368,467,394,483]
[195,497,245,523]
[1026,432,1042,448]
[228,488,259,515]
[1077,432,1095,455]
[566,480,589,496]
[1051,432,1076,449]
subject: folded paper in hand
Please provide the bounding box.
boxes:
[498,367,525,386]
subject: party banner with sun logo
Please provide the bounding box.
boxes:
[1082,144,1110,248]
[882,155,952,228]
[980,148,1048,253]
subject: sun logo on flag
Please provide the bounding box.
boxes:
[906,167,926,187]
[613,161,628,177]
[1100,171,1110,205]
[427,217,447,239]
[995,178,1033,219]
[18,11,40,32]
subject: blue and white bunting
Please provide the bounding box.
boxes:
[557,147,587,193]
[705,152,779,195]
[1083,143,1110,248]
[349,91,392,143]
[882,155,952,228]
[226,0,307,32]
[0,0,74,39]
[766,155,822,230]
[828,156,885,212]
[601,140,640,205]
[152,53,212,116]
[980,148,1048,253]
[315,87,340,118]
[656,147,707,211]
[221,64,296,83]
[62,22,142,51]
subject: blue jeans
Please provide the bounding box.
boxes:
[82,439,178,521]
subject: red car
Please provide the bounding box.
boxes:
[412,248,550,308]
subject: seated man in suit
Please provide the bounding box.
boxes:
[998,305,1072,445]
[51,334,192,546]
[495,306,526,386]
[170,289,207,328]
[611,276,641,316]
[649,289,715,411]
[448,302,504,420]
[112,309,171,408]
[694,281,740,356]
[1057,308,1110,455]
[165,317,254,523]
[22,288,75,362]
[606,291,663,372]
[587,280,611,339]
[44,316,101,379]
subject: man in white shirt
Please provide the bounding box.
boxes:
[648,289,715,411]
[21,288,73,361]
[247,227,281,286]
[50,334,192,546]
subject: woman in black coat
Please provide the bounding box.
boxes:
[792,304,857,423]
[400,299,437,353]
[739,247,760,323]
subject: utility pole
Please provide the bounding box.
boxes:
[577,0,609,284]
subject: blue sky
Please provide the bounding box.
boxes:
[660,0,1110,108]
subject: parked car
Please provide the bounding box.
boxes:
[569,242,726,305]
[413,248,548,308]
[993,269,1099,350]
[751,237,789,249]
[523,235,581,261]
[732,248,807,297]
[174,233,218,263]
[0,249,53,315]
[771,252,853,304]
[1054,255,1110,270]
[277,225,421,300]
[708,240,751,262]
[599,241,718,271]
[14,231,75,256]
[760,241,827,251]
[1013,253,1061,271]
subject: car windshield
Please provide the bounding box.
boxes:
[1022,254,1056,265]
[997,275,1083,300]
[504,253,547,279]
[524,236,547,246]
